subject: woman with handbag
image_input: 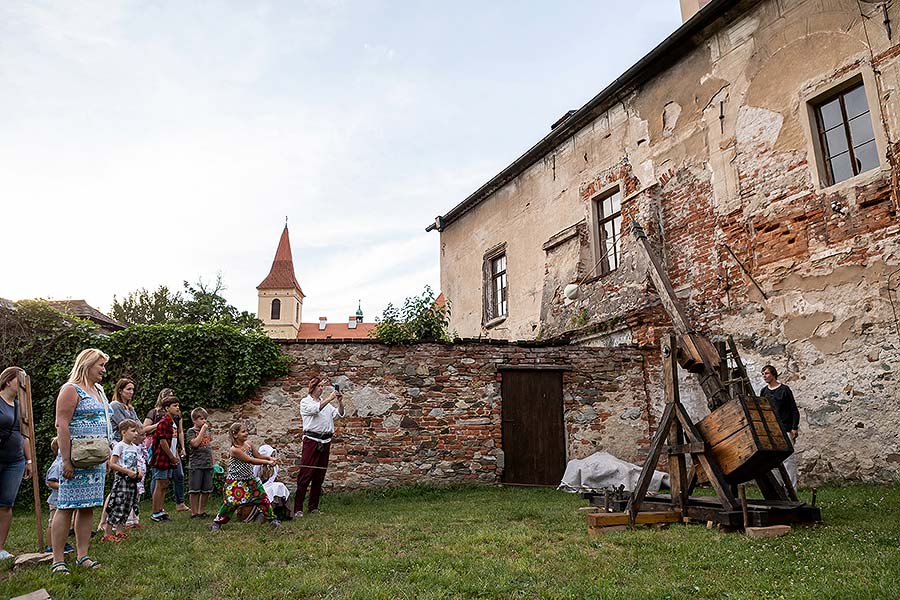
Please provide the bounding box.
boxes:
[50,348,113,575]
[0,367,34,562]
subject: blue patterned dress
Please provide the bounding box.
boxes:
[57,384,111,509]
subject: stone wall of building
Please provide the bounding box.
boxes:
[206,339,656,492]
[434,0,900,485]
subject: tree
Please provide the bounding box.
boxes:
[179,275,261,330]
[370,286,452,344]
[111,286,183,325]
[111,274,261,330]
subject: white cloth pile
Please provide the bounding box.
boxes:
[253,444,291,503]
[558,451,670,493]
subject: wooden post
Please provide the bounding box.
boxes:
[663,335,687,510]
[739,484,749,530]
[20,373,44,551]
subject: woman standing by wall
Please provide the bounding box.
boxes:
[0,367,33,562]
[50,349,112,574]
[109,378,138,443]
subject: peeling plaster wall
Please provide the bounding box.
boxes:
[438,0,900,484]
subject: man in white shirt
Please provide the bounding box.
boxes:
[293,377,343,517]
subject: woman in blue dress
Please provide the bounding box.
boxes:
[50,348,112,574]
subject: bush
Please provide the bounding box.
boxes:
[370,286,451,344]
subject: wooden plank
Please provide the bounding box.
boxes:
[662,335,688,510]
[746,525,792,538]
[587,511,682,527]
[630,221,693,334]
[669,442,706,454]
[626,402,676,522]
[11,590,52,600]
[588,525,628,535]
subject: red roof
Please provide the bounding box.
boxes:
[297,321,377,340]
[257,226,304,293]
[435,292,446,307]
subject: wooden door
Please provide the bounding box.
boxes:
[501,369,565,485]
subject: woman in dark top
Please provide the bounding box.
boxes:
[0,367,34,561]
[760,364,800,487]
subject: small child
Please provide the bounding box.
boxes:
[186,407,213,518]
[211,422,280,531]
[125,427,148,529]
[102,419,143,542]
[44,438,73,553]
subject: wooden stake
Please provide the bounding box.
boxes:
[20,373,44,551]
[739,484,748,531]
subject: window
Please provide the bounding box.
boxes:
[270,298,281,320]
[490,254,508,319]
[814,82,879,186]
[593,189,622,276]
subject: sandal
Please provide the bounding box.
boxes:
[100,534,121,543]
[51,561,70,575]
[114,531,129,539]
[76,555,102,569]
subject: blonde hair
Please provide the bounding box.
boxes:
[66,349,109,386]
[155,388,175,409]
[50,436,59,454]
[0,366,25,391]
[228,422,246,445]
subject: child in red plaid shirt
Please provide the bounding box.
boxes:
[149,395,180,522]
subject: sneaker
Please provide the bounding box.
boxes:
[64,543,74,553]
[293,511,304,518]
[308,509,321,515]
[210,522,222,532]
[150,512,167,523]
[0,550,12,561]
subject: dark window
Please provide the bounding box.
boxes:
[270,298,281,320]
[490,254,508,319]
[594,189,622,276]
[815,83,879,186]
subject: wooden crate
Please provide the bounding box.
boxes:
[696,396,792,483]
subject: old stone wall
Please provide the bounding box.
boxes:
[205,340,656,492]
[436,0,900,484]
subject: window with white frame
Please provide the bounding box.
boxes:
[489,254,508,320]
[813,81,879,186]
[593,189,622,276]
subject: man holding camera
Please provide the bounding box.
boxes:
[293,376,343,517]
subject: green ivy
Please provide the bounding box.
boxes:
[0,301,289,506]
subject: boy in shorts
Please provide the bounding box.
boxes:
[186,407,214,518]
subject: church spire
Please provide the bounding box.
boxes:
[257,224,304,294]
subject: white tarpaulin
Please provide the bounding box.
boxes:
[558,451,670,493]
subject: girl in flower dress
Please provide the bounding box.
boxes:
[210,422,279,531]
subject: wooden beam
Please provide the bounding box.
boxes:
[630,221,692,334]
[625,402,676,523]
[587,511,682,527]
[662,334,688,509]
[669,442,706,455]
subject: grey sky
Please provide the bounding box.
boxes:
[2,1,681,321]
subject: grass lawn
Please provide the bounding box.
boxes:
[1,483,898,600]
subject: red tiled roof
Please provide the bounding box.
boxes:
[257,226,304,293]
[297,321,377,340]
[435,292,446,307]
[48,300,125,332]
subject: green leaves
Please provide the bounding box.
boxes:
[370,286,452,345]
[0,300,288,505]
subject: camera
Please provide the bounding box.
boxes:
[333,384,340,391]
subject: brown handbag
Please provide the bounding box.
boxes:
[69,384,113,468]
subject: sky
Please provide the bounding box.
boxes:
[1,1,682,321]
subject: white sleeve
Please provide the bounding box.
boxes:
[111,442,125,458]
[300,397,320,416]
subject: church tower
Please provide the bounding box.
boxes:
[257,224,304,339]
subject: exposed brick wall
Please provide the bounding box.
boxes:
[207,340,655,492]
